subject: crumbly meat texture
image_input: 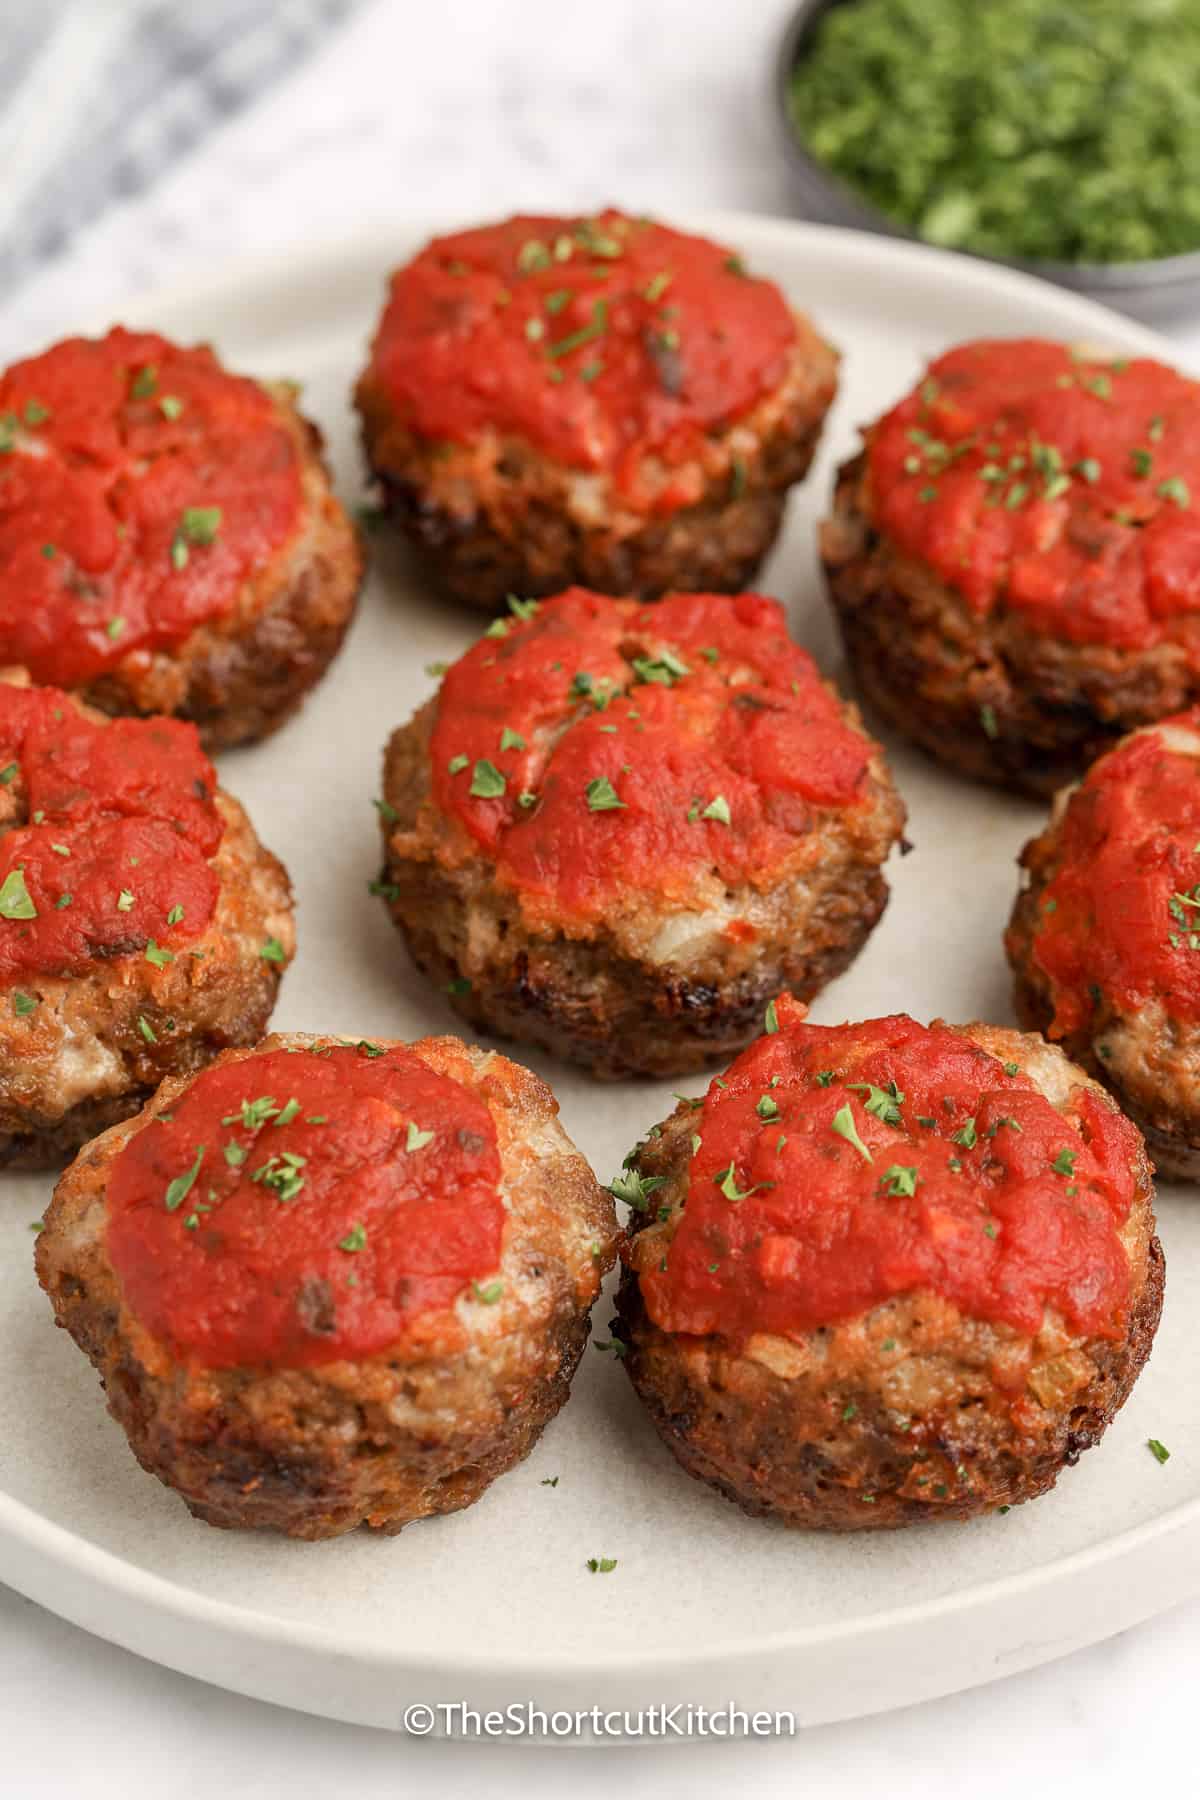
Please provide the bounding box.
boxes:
[357,329,837,611]
[73,386,363,750]
[378,692,904,1080]
[36,1032,620,1539]
[821,452,1199,798]
[1007,726,1200,1180]
[0,783,294,1170]
[615,1024,1162,1530]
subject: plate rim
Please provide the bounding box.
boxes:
[6,206,1197,1724]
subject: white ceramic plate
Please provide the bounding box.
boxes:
[1,215,1198,1739]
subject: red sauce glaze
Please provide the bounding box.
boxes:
[0,685,220,981]
[641,1000,1138,1344]
[105,1043,506,1368]
[868,339,1200,652]
[1030,714,1200,1033]
[365,211,798,502]
[429,588,873,925]
[0,328,304,686]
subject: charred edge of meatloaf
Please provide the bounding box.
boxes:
[821,455,1191,799]
[382,869,890,1081]
[612,1238,1164,1532]
[81,423,365,751]
[39,1269,598,1540]
[0,1086,163,1172]
[365,411,828,613]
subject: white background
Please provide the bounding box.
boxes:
[3,0,1200,1791]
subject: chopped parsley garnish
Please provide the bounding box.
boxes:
[608,1167,665,1210]
[274,1098,301,1127]
[12,991,37,1016]
[159,394,184,420]
[1051,1148,1077,1177]
[1158,476,1190,508]
[756,1094,781,1122]
[979,704,999,739]
[547,298,608,359]
[814,1070,834,1086]
[1073,457,1101,483]
[473,1279,504,1304]
[406,1122,435,1152]
[832,1102,873,1163]
[1147,1438,1171,1465]
[881,1164,918,1196]
[586,1557,617,1574]
[338,1223,368,1254]
[541,1476,560,1487]
[469,759,507,799]
[252,1151,307,1202]
[164,1146,204,1212]
[764,999,780,1034]
[0,869,36,920]
[951,1117,978,1149]
[585,775,625,812]
[1003,1061,1020,1077]
[631,650,690,686]
[447,754,469,775]
[223,1095,280,1129]
[259,937,286,964]
[700,795,731,825]
[166,904,184,925]
[136,1014,157,1043]
[169,505,222,570]
[115,889,134,912]
[0,763,16,786]
[848,1081,905,1126]
[130,364,158,398]
[223,1140,247,1167]
[499,727,526,751]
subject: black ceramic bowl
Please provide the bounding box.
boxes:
[776,0,1200,328]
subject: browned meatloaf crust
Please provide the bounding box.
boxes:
[821,452,1200,798]
[615,1024,1163,1530]
[81,388,364,750]
[358,329,837,612]
[36,1033,620,1539]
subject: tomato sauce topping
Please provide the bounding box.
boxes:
[868,339,1200,652]
[641,1000,1138,1344]
[1029,714,1200,1033]
[365,211,798,502]
[105,1042,506,1368]
[0,685,220,982]
[429,588,873,926]
[0,328,304,686]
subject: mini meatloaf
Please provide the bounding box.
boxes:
[615,998,1162,1530]
[376,587,905,1079]
[355,210,837,609]
[0,678,294,1167]
[822,338,1200,796]
[0,326,363,747]
[37,1032,620,1539]
[1007,708,1200,1179]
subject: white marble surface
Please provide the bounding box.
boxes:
[2,0,1199,1791]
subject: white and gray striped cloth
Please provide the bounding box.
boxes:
[0,0,358,288]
